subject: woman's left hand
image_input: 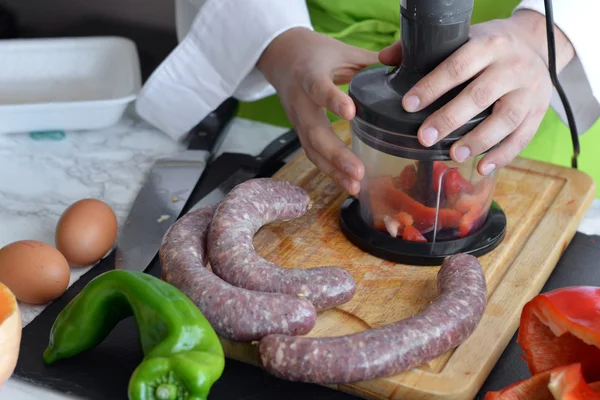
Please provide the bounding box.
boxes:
[379,10,574,176]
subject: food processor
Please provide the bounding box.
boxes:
[340,0,580,266]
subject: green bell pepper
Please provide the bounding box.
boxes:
[43,270,225,400]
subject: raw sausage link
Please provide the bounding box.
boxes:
[258,253,487,383]
[207,178,356,311]
[159,205,317,342]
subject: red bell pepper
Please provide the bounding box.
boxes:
[458,203,487,237]
[517,287,600,384]
[394,164,417,192]
[373,177,461,230]
[455,178,493,214]
[387,189,462,231]
[367,176,398,231]
[368,193,398,232]
[368,175,395,194]
[548,364,600,399]
[402,225,427,242]
[368,176,461,231]
[432,161,474,196]
[484,363,600,400]
[396,212,414,227]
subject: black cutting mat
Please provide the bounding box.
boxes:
[13,162,600,399]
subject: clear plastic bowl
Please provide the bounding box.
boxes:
[351,116,498,243]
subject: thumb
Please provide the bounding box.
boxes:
[379,41,402,66]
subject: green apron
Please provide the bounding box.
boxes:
[236,0,600,198]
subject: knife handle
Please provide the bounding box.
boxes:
[247,129,300,171]
[187,97,239,152]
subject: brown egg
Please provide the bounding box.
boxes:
[0,240,70,304]
[55,198,118,267]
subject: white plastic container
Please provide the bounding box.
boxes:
[0,36,141,134]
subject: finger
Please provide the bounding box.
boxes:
[292,99,365,194]
[305,148,361,195]
[402,34,507,113]
[418,65,522,147]
[302,75,355,120]
[379,41,402,66]
[476,108,547,175]
[346,46,380,68]
[305,109,365,185]
[449,89,530,162]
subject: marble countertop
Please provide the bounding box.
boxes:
[0,109,599,400]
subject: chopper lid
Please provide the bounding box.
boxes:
[349,67,490,137]
[349,67,491,160]
[348,0,492,159]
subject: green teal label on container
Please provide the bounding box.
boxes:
[29,131,66,141]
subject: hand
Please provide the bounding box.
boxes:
[379,10,575,176]
[257,28,379,195]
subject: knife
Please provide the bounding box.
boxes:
[114,98,238,271]
[187,128,300,213]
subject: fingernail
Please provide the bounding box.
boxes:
[420,127,438,147]
[336,101,347,118]
[482,163,497,175]
[454,146,471,162]
[341,179,351,191]
[343,163,357,178]
[404,95,420,112]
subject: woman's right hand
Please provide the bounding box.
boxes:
[257,27,379,195]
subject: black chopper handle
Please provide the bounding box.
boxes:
[400,0,473,73]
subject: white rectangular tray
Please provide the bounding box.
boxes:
[0,36,142,134]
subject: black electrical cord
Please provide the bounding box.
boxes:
[543,0,580,169]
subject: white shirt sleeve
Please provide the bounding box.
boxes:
[514,0,600,132]
[135,0,313,141]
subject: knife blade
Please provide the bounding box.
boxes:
[189,128,300,213]
[114,98,238,271]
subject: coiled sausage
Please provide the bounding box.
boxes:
[258,253,487,383]
[207,178,356,311]
[159,205,317,342]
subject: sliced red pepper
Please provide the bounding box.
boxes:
[458,204,487,237]
[517,287,600,384]
[484,364,600,400]
[368,175,395,193]
[394,164,417,192]
[455,178,493,214]
[402,225,427,242]
[548,363,600,399]
[396,212,414,227]
[367,176,398,231]
[376,181,461,230]
[432,161,474,196]
[368,175,461,231]
[369,196,398,231]
[484,367,557,400]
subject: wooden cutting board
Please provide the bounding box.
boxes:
[218,120,596,400]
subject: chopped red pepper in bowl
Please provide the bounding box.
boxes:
[402,225,427,242]
[432,161,474,196]
[363,161,496,241]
